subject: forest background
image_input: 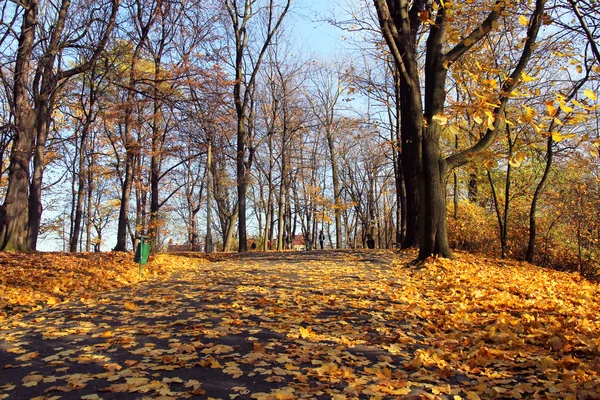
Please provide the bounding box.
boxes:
[0,0,599,276]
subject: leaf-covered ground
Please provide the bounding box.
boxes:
[0,250,599,399]
[0,252,210,319]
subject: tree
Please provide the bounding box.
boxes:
[224,0,290,252]
[373,0,547,260]
[307,62,350,249]
[0,0,119,251]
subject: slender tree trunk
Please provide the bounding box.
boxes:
[70,120,91,252]
[149,88,162,244]
[526,136,553,262]
[326,129,343,248]
[236,117,248,252]
[488,169,505,257]
[277,185,284,251]
[223,206,238,252]
[85,150,94,252]
[453,135,459,219]
[263,148,274,251]
[501,146,513,259]
[70,76,97,252]
[114,145,135,251]
[206,139,213,254]
[27,108,52,250]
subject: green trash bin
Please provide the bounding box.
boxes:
[134,237,151,277]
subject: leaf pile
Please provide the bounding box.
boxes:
[0,252,208,320]
[1,250,599,399]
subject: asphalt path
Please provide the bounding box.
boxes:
[1,250,421,400]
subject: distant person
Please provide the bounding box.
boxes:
[319,230,325,249]
[251,242,257,250]
[367,235,375,249]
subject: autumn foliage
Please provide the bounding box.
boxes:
[1,250,599,399]
[0,252,209,320]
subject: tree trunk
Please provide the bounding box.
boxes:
[86,162,93,252]
[27,106,53,250]
[399,79,421,249]
[237,116,248,252]
[206,139,213,254]
[326,129,343,248]
[0,122,35,251]
[70,74,97,252]
[223,206,238,252]
[418,127,452,259]
[70,119,91,252]
[526,136,553,262]
[0,1,38,251]
[114,146,135,251]
[149,49,166,245]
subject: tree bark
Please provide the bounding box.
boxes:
[326,128,343,248]
[3,0,120,251]
[206,140,213,254]
[0,0,38,251]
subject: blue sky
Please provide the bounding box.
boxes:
[289,0,349,57]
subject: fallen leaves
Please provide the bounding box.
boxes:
[1,250,599,399]
[0,252,208,319]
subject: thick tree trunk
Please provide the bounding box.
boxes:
[399,79,421,249]
[418,128,452,259]
[0,1,38,251]
[0,123,35,251]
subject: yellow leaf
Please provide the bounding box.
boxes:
[514,151,526,163]
[484,110,495,130]
[521,71,537,82]
[552,132,563,142]
[583,89,597,101]
[466,392,481,400]
[299,326,313,338]
[432,114,448,126]
[518,15,529,26]
[123,301,138,311]
[545,100,557,117]
[484,159,498,170]
[559,102,574,113]
[509,155,523,167]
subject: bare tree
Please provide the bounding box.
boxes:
[224,0,290,252]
